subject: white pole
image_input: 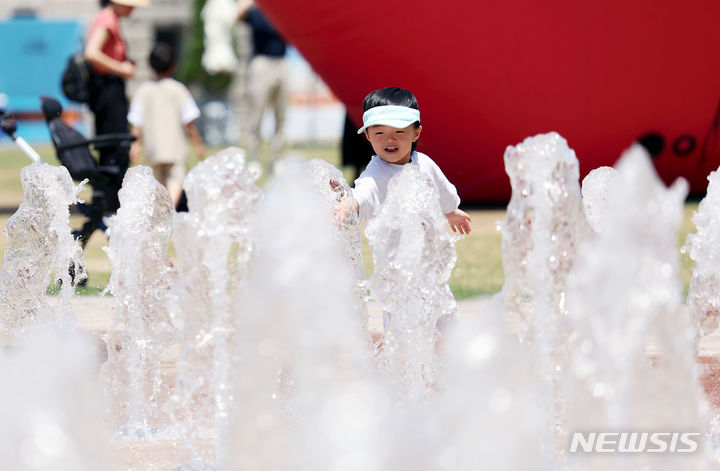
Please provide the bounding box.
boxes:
[14,136,44,164]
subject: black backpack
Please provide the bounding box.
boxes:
[61,53,94,103]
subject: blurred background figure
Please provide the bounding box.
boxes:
[84,0,147,173]
[341,113,374,181]
[201,0,238,74]
[236,0,288,166]
[128,43,206,207]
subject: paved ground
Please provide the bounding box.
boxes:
[66,294,720,356]
[57,294,501,470]
[31,294,720,470]
[66,294,496,334]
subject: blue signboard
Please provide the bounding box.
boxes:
[0,17,85,142]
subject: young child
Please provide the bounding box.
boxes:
[128,43,206,206]
[352,86,472,234]
[351,87,471,351]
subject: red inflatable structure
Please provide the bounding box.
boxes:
[260,0,720,203]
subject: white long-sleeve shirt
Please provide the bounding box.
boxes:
[352,151,461,225]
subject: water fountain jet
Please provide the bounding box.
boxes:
[0,163,84,337]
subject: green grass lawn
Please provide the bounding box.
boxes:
[0,142,700,300]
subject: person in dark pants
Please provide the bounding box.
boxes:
[84,0,147,193]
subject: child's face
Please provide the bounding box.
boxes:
[364,124,422,165]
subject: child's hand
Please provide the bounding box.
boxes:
[445,209,472,235]
[334,195,359,226]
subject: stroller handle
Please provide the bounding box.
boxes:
[1,115,17,137]
[55,133,136,153]
[13,136,44,164]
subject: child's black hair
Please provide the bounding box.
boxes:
[361,86,421,151]
[149,43,176,75]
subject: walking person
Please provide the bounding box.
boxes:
[84,0,148,196]
[237,0,289,166]
[128,43,206,207]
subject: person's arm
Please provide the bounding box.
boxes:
[445,209,472,235]
[352,176,380,226]
[129,124,142,164]
[236,0,254,21]
[423,155,470,233]
[84,26,135,79]
[333,194,359,226]
[185,121,206,161]
[179,91,204,160]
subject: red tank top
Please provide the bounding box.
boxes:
[87,8,127,75]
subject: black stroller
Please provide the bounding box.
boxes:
[0,97,134,248]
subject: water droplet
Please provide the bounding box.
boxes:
[465,333,497,365]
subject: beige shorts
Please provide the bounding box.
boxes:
[152,162,186,189]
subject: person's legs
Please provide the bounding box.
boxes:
[246,56,273,162]
[88,74,129,212]
[91,75,129,166]
[382,311,392,332]
[371,310,392,353]
[152,163,170,188]
[152,163,185,206]
[165,162,186,206]
[268,58,288,162]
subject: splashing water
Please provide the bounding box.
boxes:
[683,167,720,345]
[431,295,546,470]
[365,164,458,401]
[0,163,84,336]
[0,327,112,470]
[563,146,712,470]
[302,158,370,345]
[500,132,591,341]
[680,165,720,455]
[581,166,617,235]
[7,139,720,469]
[499,132,592,458]
[168,148,262,469]
[224,158,384,471]
[100,166,178,440]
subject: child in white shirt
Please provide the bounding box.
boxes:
[352,87,472,234]
[127,43,205,206]
[350,87,471,348]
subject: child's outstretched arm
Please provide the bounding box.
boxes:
[186,121,206,161]
[334,195,359,226]
[445,208,472,235]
